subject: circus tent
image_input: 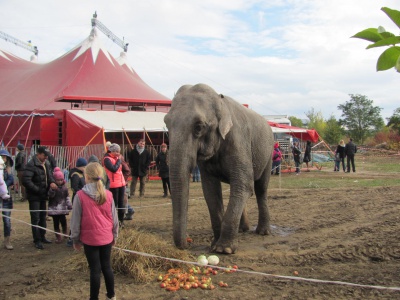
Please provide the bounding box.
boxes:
[0,28,171,147]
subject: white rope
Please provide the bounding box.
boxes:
[112,245,400,291]
[2,212,400,292]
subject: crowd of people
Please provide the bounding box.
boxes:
[269,138,357,175]
[0,139,175,300]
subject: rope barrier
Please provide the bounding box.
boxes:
[2,212,400,292]
[3,188,400,292]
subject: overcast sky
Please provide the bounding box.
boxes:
[0,0,398,121]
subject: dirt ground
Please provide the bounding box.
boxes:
[1,161,400,300]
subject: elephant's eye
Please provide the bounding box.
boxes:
[193,122,206,137]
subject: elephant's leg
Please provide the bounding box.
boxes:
[201,174,224,248]
[254,163,272,235]
[239,206,250,232]
[212,180,253,254]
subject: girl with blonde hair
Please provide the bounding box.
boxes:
[70,162,119,300]
[335,140,346,172]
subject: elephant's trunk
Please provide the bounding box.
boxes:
[169,153,192,249]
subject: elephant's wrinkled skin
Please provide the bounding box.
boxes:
[164,84,274,254]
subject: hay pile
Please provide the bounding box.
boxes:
[67,228,194,283]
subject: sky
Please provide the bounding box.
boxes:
[0,0,399,121]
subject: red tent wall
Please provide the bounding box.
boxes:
[40,118,60,145]
[65,111,103,146]
[0,115,42,147]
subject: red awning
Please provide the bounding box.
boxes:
[268,121,320,143]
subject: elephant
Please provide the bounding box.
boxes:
[164,83,274,254]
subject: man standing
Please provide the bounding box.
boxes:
[22,146,57,249]
[15,144,26,201]
[156,143,171,197]
[292,141,302,175]
[345,138,357,173]
[128,139,151,198]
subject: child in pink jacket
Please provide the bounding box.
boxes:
[70,162,119,300]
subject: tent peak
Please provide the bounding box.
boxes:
[72,27,114,65]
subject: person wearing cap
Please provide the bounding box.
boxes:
[103,144,126,226]
[155,143,170,198]
[22,146,57,250]
[66,157,88,247]
[128,139,151,198]
[48,168,71,243]
[69,158,88,201]
[0,149,15,250]
[15,144,27,201]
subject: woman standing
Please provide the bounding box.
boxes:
[70,162,119,300]
[0,149,14,250]
[336,140,346,172]
[156,143,171,197]
[103,143,126,226]
[271,142,282,175]
[303,141,312,172]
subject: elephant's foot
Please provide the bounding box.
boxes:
[238,223,250,233]
[255,224,271,235]
[210,240,237,254]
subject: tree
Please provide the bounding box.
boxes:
[305,108,326,138]
[352,7,400,72]
[288,116,303,127]
[387,107,400,134]
[338,94,384,144]
[324,115,345,145]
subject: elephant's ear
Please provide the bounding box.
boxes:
[217,95,233,140]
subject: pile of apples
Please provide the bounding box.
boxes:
[156,255,238,292]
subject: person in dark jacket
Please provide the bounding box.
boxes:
[128,139,151,198]
[292,141,302,175]
[22,146,56,250]
[66,157,87,246]
[345,138,357,173]
[69,158,87,201]
[336,140,346,172]
[155,143,170,197]
[15,144,27,201]
[303,141,312,172]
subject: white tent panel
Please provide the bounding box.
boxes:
[67,110,168,132]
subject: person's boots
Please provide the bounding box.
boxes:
[4,236,13,250]
[62,227,68,240]
[124,206,135,220]
[162,187,168,198]
[55,231,62,244]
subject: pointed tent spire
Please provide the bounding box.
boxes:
[72,27,114,65]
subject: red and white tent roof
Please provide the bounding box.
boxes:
[268,121,320,142]
[0,28,170,112]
